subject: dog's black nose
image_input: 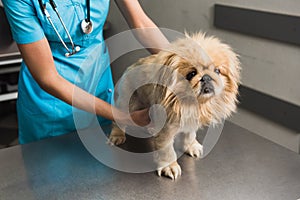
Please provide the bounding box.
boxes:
[200,74,212,82]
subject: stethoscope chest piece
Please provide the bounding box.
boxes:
[81,19,93,34]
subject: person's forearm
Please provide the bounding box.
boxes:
[18,39,118,121]
[49,75,148,126]
[46,74,115,120]
[114,0,169,53]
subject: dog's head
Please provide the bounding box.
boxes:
[152,32,241,127]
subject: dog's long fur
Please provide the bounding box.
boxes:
[109,32,241,179]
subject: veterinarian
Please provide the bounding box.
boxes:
[2,0,169,144]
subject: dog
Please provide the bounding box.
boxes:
[108,32,241,180]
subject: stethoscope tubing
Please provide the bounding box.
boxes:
[37,0,92,57]
[49,0,75,52]
[45,9,71,54]
[86,0,90,23]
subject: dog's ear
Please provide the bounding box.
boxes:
[217,47,241,98]
[146,52,180,89]
[161,87,200,130]
[161,52,181,67]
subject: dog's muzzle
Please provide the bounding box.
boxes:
[200,74,214,94]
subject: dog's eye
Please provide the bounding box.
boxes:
[214,68,220,74]
[186,71,197,81]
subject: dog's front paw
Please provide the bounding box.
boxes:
[108,134,126,146]
[157,162,182,180]
[185,141,203,158]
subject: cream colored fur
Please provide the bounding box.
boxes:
[109,32,241,180]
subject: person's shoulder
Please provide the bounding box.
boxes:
[2,0,35,16]
[2,0,33,8]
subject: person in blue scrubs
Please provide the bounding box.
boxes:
[2,0,169,144]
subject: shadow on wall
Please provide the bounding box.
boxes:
[0,6,15,50]
[0,101,18,149]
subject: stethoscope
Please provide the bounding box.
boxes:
[38,0,93,57]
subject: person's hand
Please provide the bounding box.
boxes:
[130,108,151,127]
[112,107,150,127]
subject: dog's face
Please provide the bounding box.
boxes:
[159,33,241,126]
[179,62,225,101]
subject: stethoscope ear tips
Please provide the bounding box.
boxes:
[75,46,81,52]
[65,46,81,57]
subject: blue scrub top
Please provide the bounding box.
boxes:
[3,0,114,144]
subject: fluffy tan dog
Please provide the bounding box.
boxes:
[109,32,241,179]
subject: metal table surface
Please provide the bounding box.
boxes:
[0,121,300,200]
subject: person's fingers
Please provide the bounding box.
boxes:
[130,108,151,127]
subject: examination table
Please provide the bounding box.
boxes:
[0,122,300,200]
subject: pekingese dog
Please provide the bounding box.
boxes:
[109,32,241,179]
